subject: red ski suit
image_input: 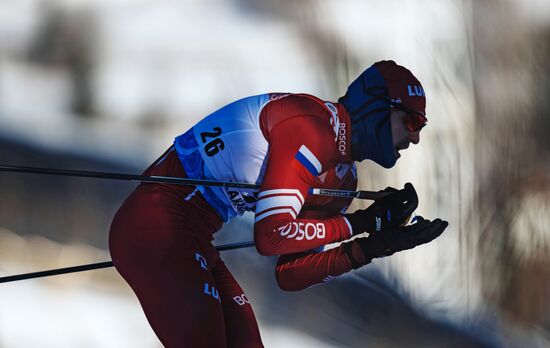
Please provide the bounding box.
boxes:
[109,94,363,348]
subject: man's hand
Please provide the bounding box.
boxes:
[354,216,448,261]
[344,183,418,235]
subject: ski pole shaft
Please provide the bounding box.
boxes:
[0,164,384,200]
[0,164,258,189]
[0,241,255,284]
[0,262,114,284]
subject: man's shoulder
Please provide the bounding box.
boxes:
[261,93,336,136]
[266,93,330,116]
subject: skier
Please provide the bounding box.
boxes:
[109,60,448,347]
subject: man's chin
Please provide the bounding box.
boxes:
[394,150,401,159]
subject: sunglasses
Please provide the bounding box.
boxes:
[403,112,428,132]
[388,100,427,132]
[362,89,428,132]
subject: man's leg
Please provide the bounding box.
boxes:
[110,186,228,347]
[118,248,227,347]
[210,259,264,348]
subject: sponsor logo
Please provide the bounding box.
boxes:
[338,123,347,156]
[228,190,258,213]
[195,252,208,270]
[276,222,326,240]
[203,282,221,302]
[407,85,424,97]
[233,294,250,306]
[375,217,382,232]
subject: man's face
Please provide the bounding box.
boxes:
[391,110,421,159]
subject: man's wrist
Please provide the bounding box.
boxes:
[342,241,369,269]
[343,210,370,235]
[342,215,353,236]
[356,234,394,260]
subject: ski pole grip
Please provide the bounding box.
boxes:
[355,190,391,200]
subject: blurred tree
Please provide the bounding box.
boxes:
[232,0,360,99]
[472,0,550,330]
[27,2,97,117]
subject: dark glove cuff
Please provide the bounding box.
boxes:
[342,242,364,269]
[356,235,394,260]
[343,212,368,235]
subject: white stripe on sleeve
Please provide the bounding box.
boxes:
[255,195,303,217]
[254,208,297,223]
[299,145,322,175]
[258,189,305,204]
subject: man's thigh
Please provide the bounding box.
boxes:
[120,242,228,348]
[211,260,264,348]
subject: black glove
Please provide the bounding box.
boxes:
[351,216,448,264]
[344,183,418,235]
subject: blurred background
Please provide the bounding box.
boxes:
[1,0,549,347]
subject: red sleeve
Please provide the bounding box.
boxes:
[253,98,353,256]
[275,240,367,291]
[272,167,361,291]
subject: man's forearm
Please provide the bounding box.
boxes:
[274,241,367,291]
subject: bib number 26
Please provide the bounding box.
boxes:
[200,127,225,157]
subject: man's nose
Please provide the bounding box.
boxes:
[409,131,420,144]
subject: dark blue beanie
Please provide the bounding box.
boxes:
[339,65,396,168]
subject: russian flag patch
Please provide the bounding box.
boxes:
[292,145,322,177]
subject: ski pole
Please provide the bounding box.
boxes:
[0,164,386,200]
[0,241,255,284]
